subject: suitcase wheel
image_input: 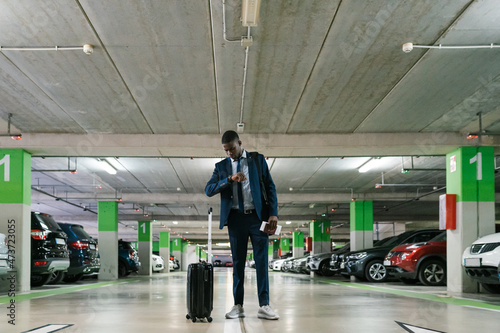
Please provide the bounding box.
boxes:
[192,317,197,323]
[207,317,213,323]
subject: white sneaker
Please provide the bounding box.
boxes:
[225,304,245,319]
[257,305,279,320]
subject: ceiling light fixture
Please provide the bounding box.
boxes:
[0,113,22,140]
[97,159,117,175]
[0,44,94,55]
[241,0,261,27]
[358,157,384,173]
[402,42,500,53]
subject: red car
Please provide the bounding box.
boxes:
[384,232,446,286]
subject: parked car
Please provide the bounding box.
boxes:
[170,256,180,269]
[308,244,350,276]
[0,233,9,276]
[330,239,394,276]
[214,259,223,267]
[169,259,175,271]
[281,258,294,272]
[118,239,141,277]
[385,231,446,286]
[31,212,70,286]
[152,254,165,272]
[463,232,500,293]
[272,259,287,271]
[291,255,310,274]
[56,223,100,283]
[344,229,442,282]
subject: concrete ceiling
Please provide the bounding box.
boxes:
[1,0,500,243]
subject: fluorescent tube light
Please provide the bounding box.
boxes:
[242,0,261,27]
[98,159,117,175]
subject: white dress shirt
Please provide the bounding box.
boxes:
[231,150,255,210]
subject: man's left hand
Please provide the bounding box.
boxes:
[268,216,278,230]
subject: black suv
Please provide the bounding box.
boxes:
[344,229,442,282]
[31,212,70,286]
[118,240,141,277]
[57,223,100,282]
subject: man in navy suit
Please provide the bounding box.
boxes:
[205,130,279,320]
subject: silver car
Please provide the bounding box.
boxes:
[0,233,9,276]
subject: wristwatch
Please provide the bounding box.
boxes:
[227,176,233,183]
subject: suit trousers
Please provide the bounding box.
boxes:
[227,210,269,307]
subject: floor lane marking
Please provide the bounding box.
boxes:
[396,321,445,333]
[22,324,73,333]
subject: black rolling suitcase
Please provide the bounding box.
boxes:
[186,262,214,322]
[186,208,214,323]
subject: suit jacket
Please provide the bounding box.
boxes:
[205,152,278,229]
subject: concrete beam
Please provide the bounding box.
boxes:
[2,133,496,157]
[31,191,444,204]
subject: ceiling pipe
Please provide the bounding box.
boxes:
[32,187,97,214]
[32,157,77,173]
[221,0,242,43]
[0,44,93,55]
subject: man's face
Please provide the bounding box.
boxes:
[223,139,243,160]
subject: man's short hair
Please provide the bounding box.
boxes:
[221,130,239,144]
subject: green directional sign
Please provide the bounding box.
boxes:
[0,150,31,204]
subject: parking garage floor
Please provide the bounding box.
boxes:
[1,269,500,333]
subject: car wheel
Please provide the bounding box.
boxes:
[365,259,388,282]
[48,271,65,284]
[319,261,334,277]
[481,283,500,294]
[118,262,128,277]
[63,273,83,283]
[400,278,418,285]
[31,274,52,287]
[418,259,446,286]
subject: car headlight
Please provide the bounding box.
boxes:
[400,251,413,260]
[349,252,367,260]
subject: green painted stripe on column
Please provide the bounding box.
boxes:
[98,201,118,232]
[0,150,31,204]
[447,146,495,202]
[171,238,182,252]
[159,232,170,248]
[138,221,151,241]
[293,232,304,247]
[280,238,290,251]
[310,220,331,242]
[350,201,373,231]
[153,241,159,252]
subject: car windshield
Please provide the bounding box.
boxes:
[373,236,397,247]
[379,232,415,247]
[119,241,134,250]
[429,232,446,242]
[34,214,63,231]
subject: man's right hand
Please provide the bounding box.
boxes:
[231,172,247,182]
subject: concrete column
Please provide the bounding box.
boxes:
[137,221,152,276]
[446,146,495,293]
[98,201,119,281]
[310,220,331,254]
[0,150,31,292]
[171,238,182,270]
[350,201,374,252]
[293,232,304,258]
[158,232,169,273]
[182,242,192,270]
[280,238,290,257]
